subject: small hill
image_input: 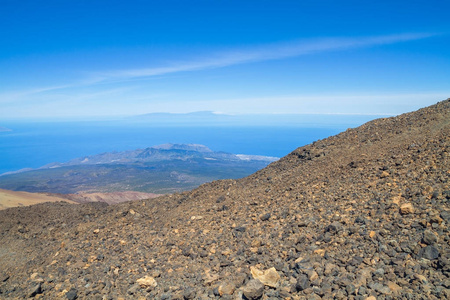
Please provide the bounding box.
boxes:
[0,188,75,210]
[0,188,161,210]
[0,99,448,299]
[63,191,161,205]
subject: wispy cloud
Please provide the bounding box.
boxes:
[0,85,132,106]
[0,32,437,102]
[0,85,73,104]
[91,33,436,84]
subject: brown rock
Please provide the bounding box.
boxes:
[218,281,236,296]
[309,270,319,281]
[250,266,280,287]
[203,272,220,285]
[430,215,443,224]
[314,249,326,256]
[414,273,428,283]
[232,273,247,288]
[136,276,157,289]
[380,171,390,178]
[387,281,402,294]
[400,203,414,215]
[324,263,336,275]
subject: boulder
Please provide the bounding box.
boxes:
[136,276,157,289]
[250,266,280,287]
[242,279,264,300]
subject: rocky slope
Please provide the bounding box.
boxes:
[0,99,449,299]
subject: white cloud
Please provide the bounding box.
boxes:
[0,33,436,100]
[0,32,441,117]
[0,85,72,104]
[89,33,436,84]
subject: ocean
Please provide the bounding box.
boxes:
[0,120,346,175]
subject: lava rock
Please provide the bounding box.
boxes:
[422,230,438,245]
[183,288,196,300]
[242,279,264,300]
[260,213,271,221]
[295,274,310,291]
[218,281,236,296]
[418,245,440,260]
[325,222,343,234]
[28,283,42,297]
[66,288,78,300]
[400,203,414,215]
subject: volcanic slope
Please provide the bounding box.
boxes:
[0,99,449,299]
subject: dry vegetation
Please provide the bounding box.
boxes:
[0,189,75,210]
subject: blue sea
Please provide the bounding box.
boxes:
[0,120,347,175]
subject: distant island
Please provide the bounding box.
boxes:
[0,126,12,132]
[130,111,387,127]
[0,143,278,194]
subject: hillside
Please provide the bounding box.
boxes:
[0,99,449,299]
[0,189,75,210]
[62,191,161,205]
[0,187,161,210]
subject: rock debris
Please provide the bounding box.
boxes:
[0,99,449,299]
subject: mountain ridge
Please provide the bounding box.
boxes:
[0,99,448,299]
[10,143,278,172]
[0,144,278,194]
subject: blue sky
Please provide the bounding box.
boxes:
[1,0,449,119]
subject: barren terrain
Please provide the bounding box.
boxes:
[0,189,75,210]
[0,99,449,299]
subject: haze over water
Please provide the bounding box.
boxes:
[0,120,343,175]
[1,1,449,175]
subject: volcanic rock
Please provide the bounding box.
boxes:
[65,288,78,300]
[250,266,280,287]
[295,274,310,291]
[418,245,440,260]
[218,281,236,296]
[28,282,42,297]
[0,99,449,299]
[136,276,157,289]
[242,279,264,299]
[400,203,414,215]
[423,229,438,245]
